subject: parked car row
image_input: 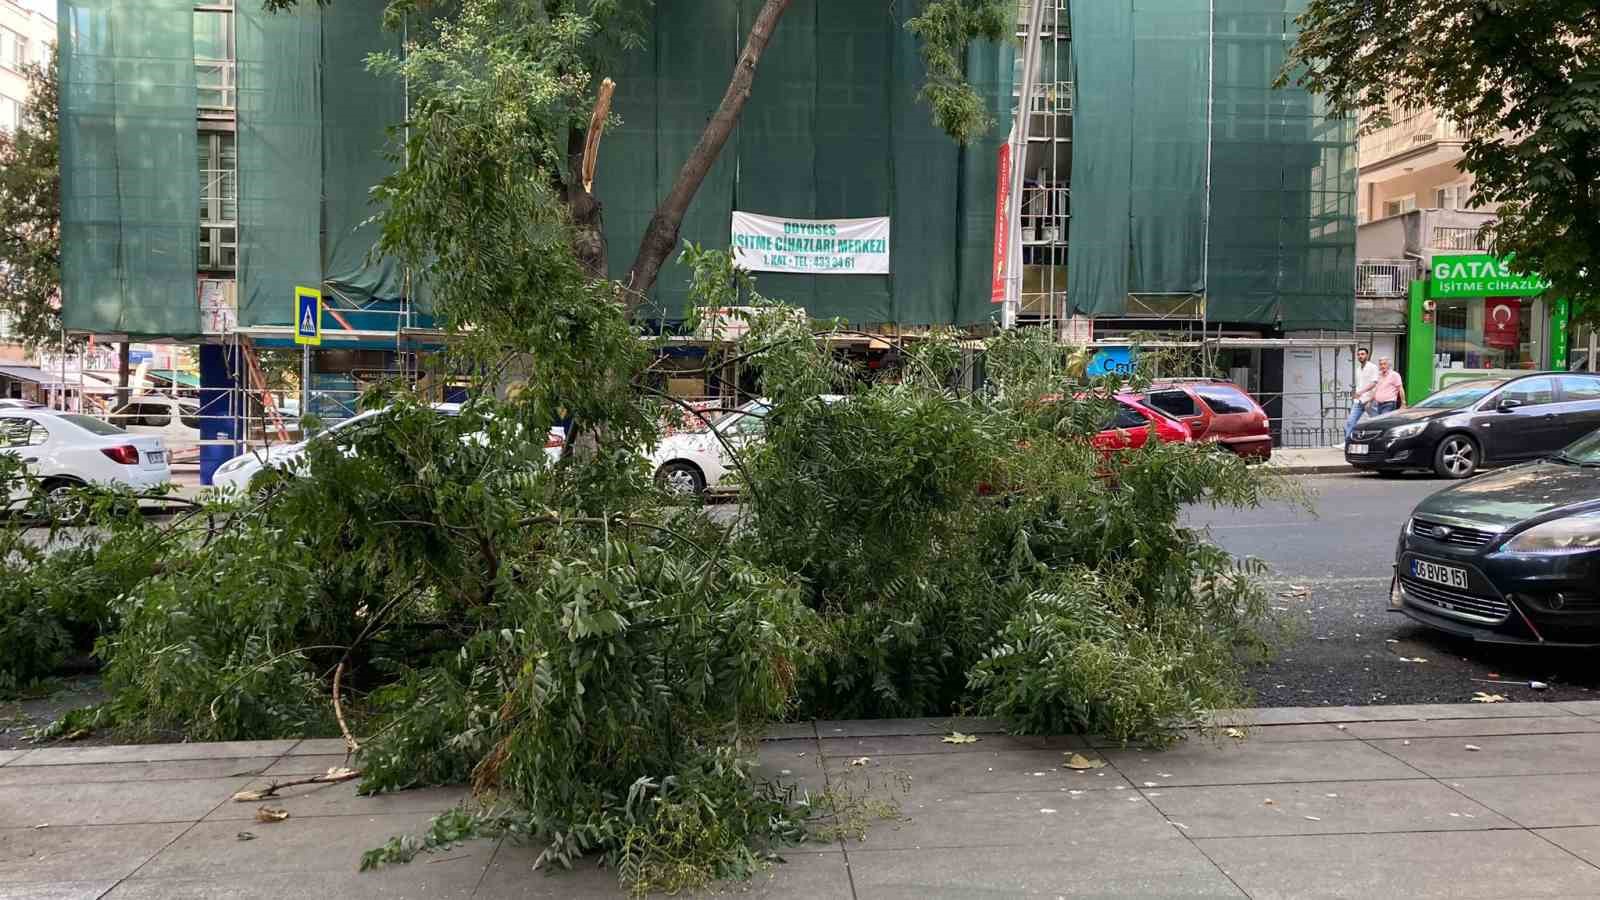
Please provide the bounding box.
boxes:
[648,382,1274,495]
[1,407,172,518]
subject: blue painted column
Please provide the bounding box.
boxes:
[197,343,239,485]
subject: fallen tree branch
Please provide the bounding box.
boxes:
[333,660,359,754]
[232,766,361,802]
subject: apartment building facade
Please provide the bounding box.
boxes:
[1355,106,1584,402]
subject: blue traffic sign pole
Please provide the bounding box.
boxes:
[294,286,322,421]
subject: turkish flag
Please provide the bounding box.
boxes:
[1484,298,1520,349]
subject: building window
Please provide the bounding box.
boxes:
[1434,183,1473,210]
[1381,196,1417,219]
[0,29,26,71]
[0,94,20,133]
[199,131,238,271]
[194,9,235,113]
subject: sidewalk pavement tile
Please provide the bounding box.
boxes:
[818,733,1041,757]
[104,870,480,899]
[762,721,818,741]
[823,748,1134,795]
[1535,826,1600,867]
[813,717,1009,739]
[202,782,466,822]
[475,844,856,899]
[841,781,1184,852]
[1104,737,1422,786]
[0,881,118,900]
[0,778,249,827]
[17,741,299,767]
[0,752,27,767]
[1551,701,1600,716]
[261,754,355,777]
[1215,724,1358,743]
[1144,779,1514,838]
[844,843,1245,898]
[1450,774,1600,828]
[1344,716,1600,741]
[0,823,187,883]
[1196,830,1600,899]
[1370,732,1600,778]
[134,812,490,880]
[756,740,827,796]
[0,758,278,786]
[284,738,351,756]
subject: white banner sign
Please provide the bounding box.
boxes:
[731,212,891,275]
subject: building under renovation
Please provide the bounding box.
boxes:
[55,0,1358,473]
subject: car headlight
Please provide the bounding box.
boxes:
[1504,512,1600,554]
[1388,422,1427,440]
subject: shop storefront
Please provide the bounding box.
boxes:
[1405,254,1569,400]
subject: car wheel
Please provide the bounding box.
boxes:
[1433,434,1479,479]
[655,461,705,496]
[43,480,88,524]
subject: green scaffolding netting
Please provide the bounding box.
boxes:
[598,0,1012,326]
[59,0,201,338]
[236,1,322,328]
[321,0,406,308]
[1067,0,1356,329]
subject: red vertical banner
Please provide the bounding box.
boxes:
[990,143,1012,303]
[1483,297,1520,349]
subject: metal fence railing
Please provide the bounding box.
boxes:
[1355,258,1419,297]
[1431,226,1484,251]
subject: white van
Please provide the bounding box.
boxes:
[108,395,203,463]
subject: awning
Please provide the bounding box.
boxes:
[146,368,200,388]
[0,365,50,384]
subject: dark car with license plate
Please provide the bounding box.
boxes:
[1390,427,1600,646]
[1348,372,1600,478]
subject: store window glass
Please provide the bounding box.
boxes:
[1434,297,1544,371]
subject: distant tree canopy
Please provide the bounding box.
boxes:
[0,48,63,350]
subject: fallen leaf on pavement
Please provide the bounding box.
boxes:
[1472,692,1508,704]
[1397,657,1428,663]
[232,789,270,802]
[1038,808,1057,814]
[254,807,290,823]
[1224,727,1246,739]
[849,757,870,767]
[1263,798,1275,806]
[62,728,92,741]
[1464,744,1482,752]
[236,831,256,841]
[941,732,979,745]
[1062,753,1106,770]
[1304,815,1322,821]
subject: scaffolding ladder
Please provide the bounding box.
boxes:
[239,338,292,443]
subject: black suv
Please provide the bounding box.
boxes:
[1347,372,1600,478]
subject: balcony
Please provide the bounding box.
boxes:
[1356,259,1419,297]
[1430,225,1486,252]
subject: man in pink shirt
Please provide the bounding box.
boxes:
[1357,357,1405,416]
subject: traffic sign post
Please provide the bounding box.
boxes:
[294,286,321,422]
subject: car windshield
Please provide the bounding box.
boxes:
[1413,381,1500,410]
[58,414,126,436]
[1556,429,1600,465]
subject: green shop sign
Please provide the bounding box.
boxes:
[1429,254,1550,298]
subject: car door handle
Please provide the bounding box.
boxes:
[21,456,37,463]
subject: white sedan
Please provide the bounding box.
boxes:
[211,402,565,494]
[649,396,842,494]
[1,408,172,516]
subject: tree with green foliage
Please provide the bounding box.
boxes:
[0,48,63,351]
[1282,0,1600,320]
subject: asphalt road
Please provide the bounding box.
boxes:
[1188,470,1600,708]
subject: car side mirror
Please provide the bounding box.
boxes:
[1497,398,1523,412]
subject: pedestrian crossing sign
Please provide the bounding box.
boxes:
[294,286,321,346]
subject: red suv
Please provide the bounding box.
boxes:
[1139,380,1271,461]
